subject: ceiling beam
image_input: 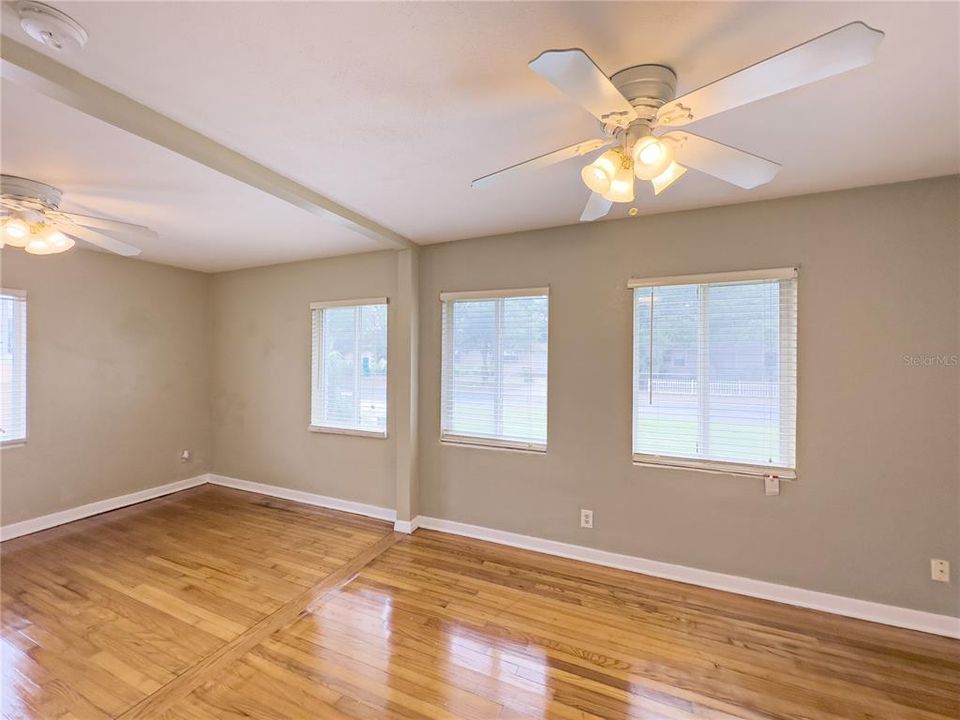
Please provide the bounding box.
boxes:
[0,37,414,250]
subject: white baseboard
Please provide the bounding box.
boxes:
[3,474,956,639]
[415,515,960,639]
[207,473,396,523]
[1,473,394,542]
[0,475,208,542]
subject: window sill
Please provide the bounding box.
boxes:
[632,454,797,480]
[440,435,547,455]
[0,440,25,449]
[308,425,388,439]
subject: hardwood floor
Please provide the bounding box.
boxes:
[3,486,958,719]
[1,486,393,719]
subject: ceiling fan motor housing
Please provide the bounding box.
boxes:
[1,175,63,211]
[609,64,678,128]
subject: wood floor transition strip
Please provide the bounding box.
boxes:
[117,531,403,720]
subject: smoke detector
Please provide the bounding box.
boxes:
[16,1,87,52]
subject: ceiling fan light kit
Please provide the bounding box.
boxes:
[24,228,74,255]
[473,21,884,222]
[1,215,74,255]
[1,175,150,258]
[579,133,680,202]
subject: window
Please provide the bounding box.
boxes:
[631,269,797,477]
[310,298,388,437]
[441,288,549,451]
[0,290,26,444]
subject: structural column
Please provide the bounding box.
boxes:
[392,247,420,532]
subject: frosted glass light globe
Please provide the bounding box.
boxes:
[603,163,635,203]
[580,149,620,194]
[632,137,673,181]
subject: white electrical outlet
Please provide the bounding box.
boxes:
[180,449,191,462]
[931,559,950,583]
[580,509,593,529]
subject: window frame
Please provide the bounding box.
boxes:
[309,296,389,439]
[629,268,798,479]
[0,288,27,447]
[439,287,549,453]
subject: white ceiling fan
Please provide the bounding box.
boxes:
[0,175,153,256]
[472,22,884,222]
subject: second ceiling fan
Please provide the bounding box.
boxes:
[472,22,884,222]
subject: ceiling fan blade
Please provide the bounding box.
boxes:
[580,192,613,222]
[55,220,142,257]
[529,49,638,128]
[55,211,158,242]
[472,138,611,188]
[663,131,780,189]
[657,22,884,127]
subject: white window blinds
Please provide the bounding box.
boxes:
[0,290,26,444]
[441,288,549,451]
[310,299,388,436]
[631,269,797,477]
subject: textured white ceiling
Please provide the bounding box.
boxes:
[0,80,384,272]
[2,2,957,271]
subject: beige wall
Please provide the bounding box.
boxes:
[418,176,960,617]
[209,251,398,509]
[2,177,956,619]
[0,249,210,525]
